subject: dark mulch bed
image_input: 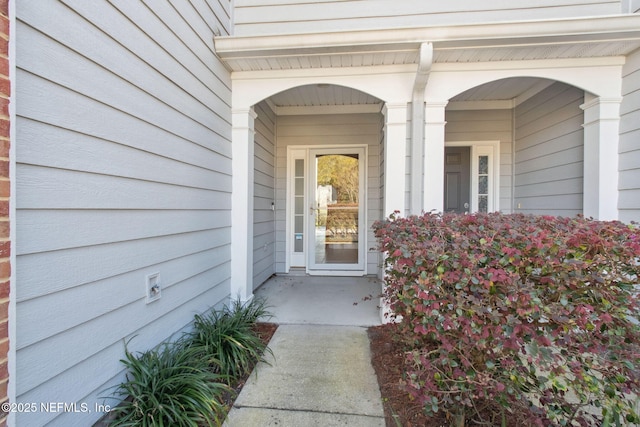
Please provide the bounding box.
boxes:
[368,324,448,427]
[368,323,542,427]
[252,322,279,346]
[222,322,278,411]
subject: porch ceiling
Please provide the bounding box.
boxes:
[268,84,382,107]
[214,14,640,76]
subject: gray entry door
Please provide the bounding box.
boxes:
[444,147,471,213]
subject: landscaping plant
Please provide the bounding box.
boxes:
[108,297,273,426]
[374,212,640,426]
[109,341,229,427]
[187,297,273,380]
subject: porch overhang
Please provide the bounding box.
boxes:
[213,14,640,72]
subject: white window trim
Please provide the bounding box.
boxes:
[445,141,500,213]
[286,148,307,271]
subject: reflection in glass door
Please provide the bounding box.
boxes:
[309,148,365,271]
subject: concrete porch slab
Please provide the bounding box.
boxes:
[254,275,382,326]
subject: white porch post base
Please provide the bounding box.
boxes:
[231,107,257,303]
[382,102,408,217]
[423,101,448,213]
[580,95,622,220]
[379,271,404,324]
[381,103,409,322]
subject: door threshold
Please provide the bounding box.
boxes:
[307,270,366,277]
[281,267,307,276]
[280,268,367,277]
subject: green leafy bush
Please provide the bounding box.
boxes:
[108,297,273,426]
[109,342,229,427]
[373,212,640,426]
[187,298,273,380]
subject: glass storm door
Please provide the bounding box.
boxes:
[308,148,365,272]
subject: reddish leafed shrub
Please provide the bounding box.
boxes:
[373,212,640,426]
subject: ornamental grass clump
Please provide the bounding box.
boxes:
[108,297,273,426]
[109,342,229,427]
[373,212,640,427]
[187,297,273,380]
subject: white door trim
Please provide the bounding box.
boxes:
[286,145,368,276]
[445,141,500,213]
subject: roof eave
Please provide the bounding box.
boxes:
[213,14,640,60]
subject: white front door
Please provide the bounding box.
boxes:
[287,146,367,274]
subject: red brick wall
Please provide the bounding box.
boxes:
[0,0,9,425]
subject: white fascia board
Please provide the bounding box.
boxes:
[447,100,515,110]
[275,104,383,116]
[214,14,640,59]
[430,56,626,72]
[230,63,417,80]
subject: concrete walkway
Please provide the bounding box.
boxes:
[224,324,385,426]
[224,275,386,426]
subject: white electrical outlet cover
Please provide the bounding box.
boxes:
[145,272,161,304]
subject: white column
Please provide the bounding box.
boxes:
[409,98,424,215]
[231,107,257,302]
[580,95,622,220]
[383,102,408,217]
[422,101,448,213]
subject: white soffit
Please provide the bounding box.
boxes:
[269,84,382,108]
[214,15,640,72]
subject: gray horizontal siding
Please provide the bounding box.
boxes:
[15,1,232,425]
[233,0,622,35]
[254,101,277,289]
[514,83,584,217]
[622,0,640,12]
[619,48,640,222]
[446,109,514,213]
